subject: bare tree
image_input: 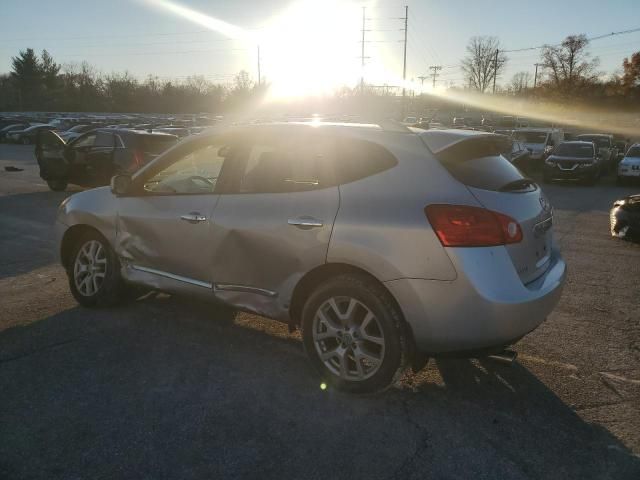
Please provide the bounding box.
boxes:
[541,35,600,91]
[510,71,532,93]
[461,36,507,92]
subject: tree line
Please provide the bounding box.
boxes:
[0,48,263,113]
[1,34,639,113]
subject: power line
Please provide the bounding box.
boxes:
[429,65,442,88]
[502,26,640,53]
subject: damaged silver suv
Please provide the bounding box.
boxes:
[56,123,566,392]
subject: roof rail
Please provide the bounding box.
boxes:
[374,118,412,133]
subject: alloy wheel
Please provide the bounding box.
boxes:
[312,296,386,381]
[73,240,108,297]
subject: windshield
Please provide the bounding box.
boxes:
[554,143,594,157]
[626,146,640,157]
[514,131,548,144]
[577,135,610,148]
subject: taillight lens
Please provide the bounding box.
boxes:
[131,149,144,171]
[425,204,523,247]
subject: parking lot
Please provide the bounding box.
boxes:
[0,142,639,479]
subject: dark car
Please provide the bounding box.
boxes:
[36,128,179,191]
[0,123,29,142]
[610,194,640,242]
[7,124,55,144]
[543,141,601,185]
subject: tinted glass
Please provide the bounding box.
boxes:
[514,131,548,143]
[94,132,114,147]
[232,129,344,194]
[73,133,97,148]
[334,138,398,185]
[435,136,528,191]
[626,146,640,157]
[554,143,594,157]
[138,135,178,154]
[577,136,610,148]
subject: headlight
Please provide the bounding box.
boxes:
[544,146,554,153]
[545,159,556,166]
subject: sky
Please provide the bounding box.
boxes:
[1,0,638,94]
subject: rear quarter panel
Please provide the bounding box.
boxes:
[327,131,479,281]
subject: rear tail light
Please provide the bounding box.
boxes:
[425,204,523,247]
[132,149,145,171]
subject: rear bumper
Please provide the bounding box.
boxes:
[385,246,566,354]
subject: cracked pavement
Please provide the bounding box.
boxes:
[0,144,639,479]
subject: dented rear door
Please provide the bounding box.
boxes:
[207,128,339,317]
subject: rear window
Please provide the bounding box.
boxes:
[577,136,610,148]
[514,131,548,143]
[137,135,178,154]
[434,136,532,192]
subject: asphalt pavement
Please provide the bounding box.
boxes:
[0,144,639,479]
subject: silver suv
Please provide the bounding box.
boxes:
[55,123,566,393]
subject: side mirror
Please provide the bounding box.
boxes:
[111,174,132,196]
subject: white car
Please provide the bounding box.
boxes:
[617,144,640,185]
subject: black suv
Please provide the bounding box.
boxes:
[36,128,178,191]
[543,141,601,185]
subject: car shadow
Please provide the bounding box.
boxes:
[0,189,79,279]
[0,293,638,480]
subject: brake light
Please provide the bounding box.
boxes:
[425,204,522,247]
[132,149,144,170]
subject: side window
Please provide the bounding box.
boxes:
[236,132,335,194]
[73,133,97,149]
[143,141,231,195]
[94,132,114,147]
[334,138,398,185]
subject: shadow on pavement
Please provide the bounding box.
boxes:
[0,190,76,279]
[1,294,638,480]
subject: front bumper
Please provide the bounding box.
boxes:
[385,246,566,354]
[544,164,597,180]
[618,166,640,178]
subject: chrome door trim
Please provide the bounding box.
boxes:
[287,217,323,228]
[214,283,278,298]
[130,265,212,289]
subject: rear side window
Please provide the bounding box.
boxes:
[138,135,178,154]
[434,136,532,192]
[94,132,114,147]
[334,138,398,185]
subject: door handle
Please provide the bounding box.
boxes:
[180,212,207,224]
[288,217,323,229]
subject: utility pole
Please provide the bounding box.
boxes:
[417,75,428,86]
[429,65,442,89]
[492,48,499,94]
[360,6,366,93]
[533,62,540,88]
[257,45,261,86]
[401,6,408,102]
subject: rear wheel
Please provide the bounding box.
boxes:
[47,179,68,191]
[301,274,407,393]
[68,231,125,307]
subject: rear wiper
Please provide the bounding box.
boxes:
[499,178,537,192]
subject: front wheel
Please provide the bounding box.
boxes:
[47,179,68,191]
[68,231,125,307]
[301,274,408,393]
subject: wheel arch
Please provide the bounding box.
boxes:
[289,262,417,355]
[60,224,108,270]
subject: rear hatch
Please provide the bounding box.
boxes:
[422,131,554,284]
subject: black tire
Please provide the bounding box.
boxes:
[67,230,125,307]
[47,179,68,191]
[301,274,408,394]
